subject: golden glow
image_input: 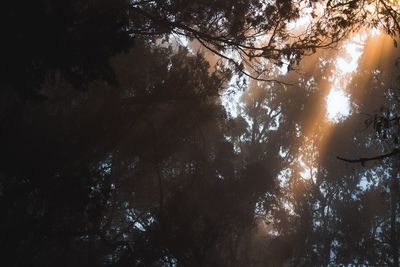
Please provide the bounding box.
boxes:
[326,31,374,123]
[385,0,400,10]
[297,28,396,182]
[326,88,350,122]
[296,30,375,180]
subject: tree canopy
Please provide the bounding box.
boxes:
[1,0,400,266]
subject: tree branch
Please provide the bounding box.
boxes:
[337,148,400,164]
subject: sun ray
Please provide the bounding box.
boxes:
[295,29,377,180]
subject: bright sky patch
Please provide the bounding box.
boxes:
[326,88,351,122]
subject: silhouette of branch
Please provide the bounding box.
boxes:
[195,37,294,85]
[337,149,400,164]
[378,0,400,33]
[131,5,344,83]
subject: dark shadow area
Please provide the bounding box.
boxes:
[1,1,400,266]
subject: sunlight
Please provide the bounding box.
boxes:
[296,32,372,181]
[325,32,371,123]
[335,43,364,74]
[295,29,386,183]
[385,0,400,10]
[326,88,351,122]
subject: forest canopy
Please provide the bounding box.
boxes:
[1,0,400,266]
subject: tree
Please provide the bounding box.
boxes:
[5,0,399,97]
[0,0,133,97]
[2,1,400,266]
[0,39,280,266]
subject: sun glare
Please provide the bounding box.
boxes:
[325,32,371,123]
[297,31,373,181]
[335,43,364,74]
[326,89,351,122]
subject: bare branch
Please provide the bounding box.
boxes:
[337,148,400,164]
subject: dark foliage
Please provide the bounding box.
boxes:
[1,1,400,267]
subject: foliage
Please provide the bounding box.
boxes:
[1,0,400,267]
